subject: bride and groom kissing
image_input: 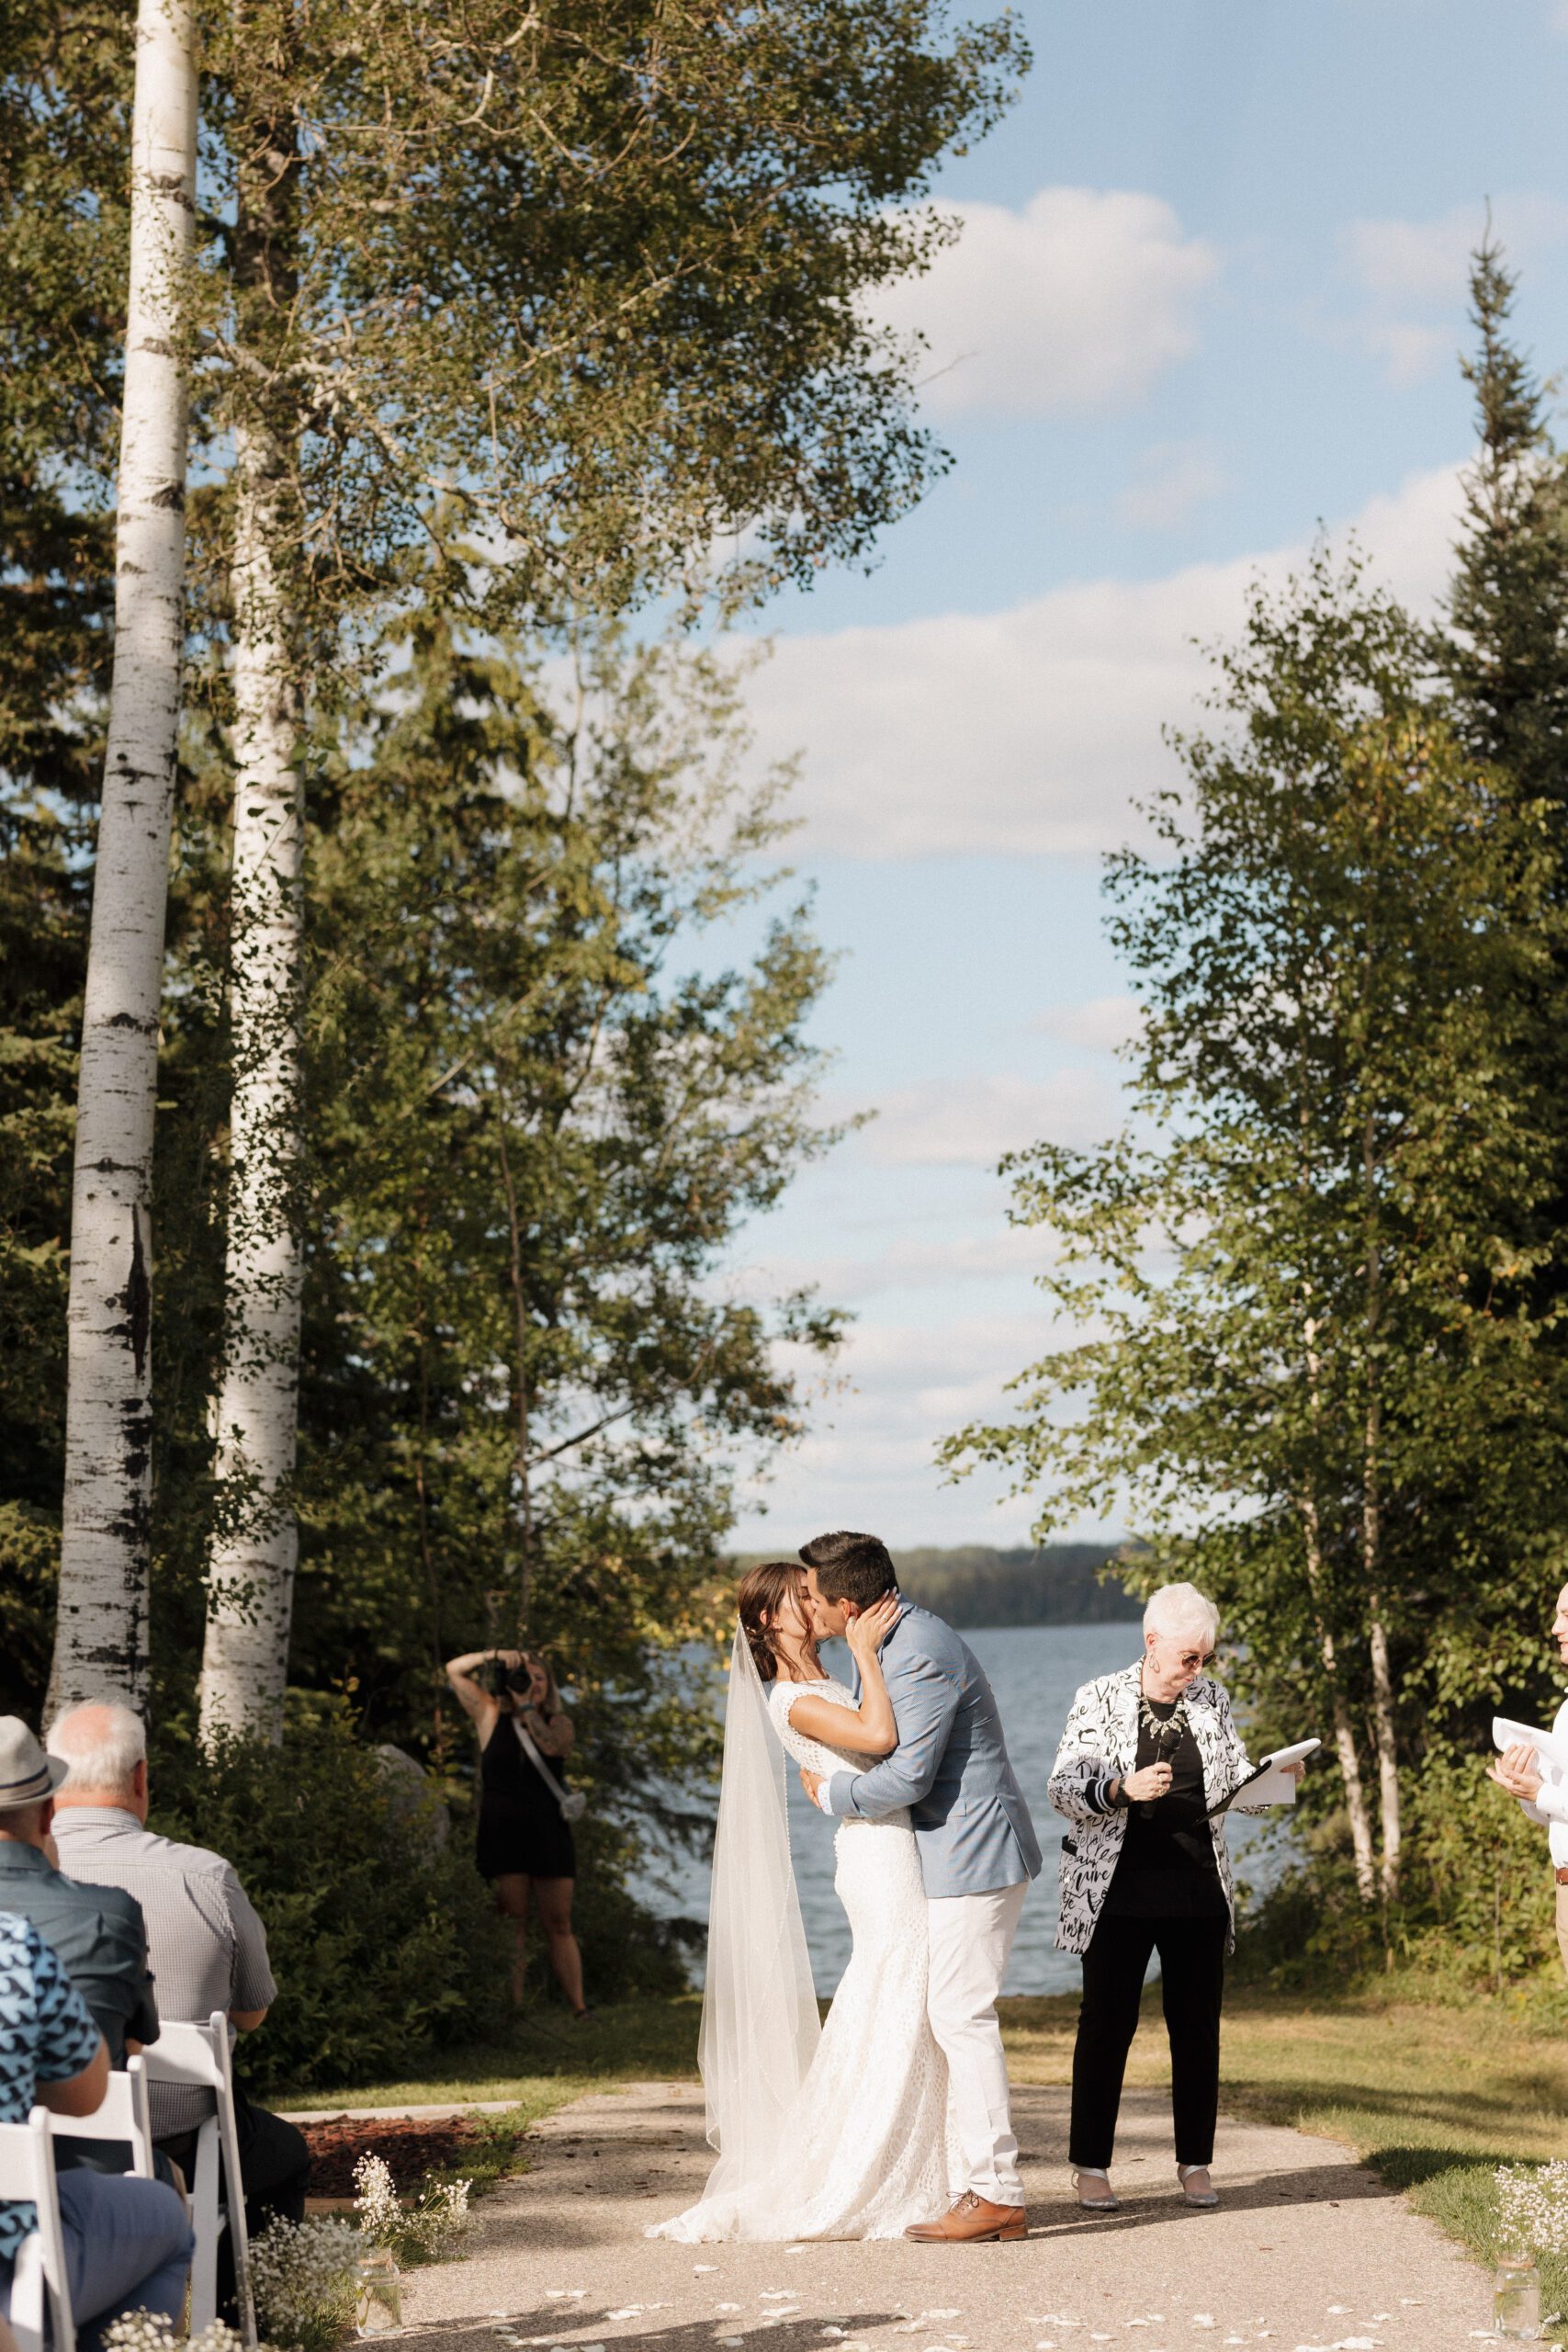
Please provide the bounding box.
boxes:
[653,1528,1043,2246]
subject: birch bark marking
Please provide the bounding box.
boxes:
[197,96,304,1744]
[51,0,197,1714]
[197,415,303,1744]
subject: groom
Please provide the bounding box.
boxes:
[797,1529,1042,2244]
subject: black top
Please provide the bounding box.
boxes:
[1102,1694,1227,1919]
[476,1709,577,1881]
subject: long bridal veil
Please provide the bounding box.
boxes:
[696,1625,820,2193]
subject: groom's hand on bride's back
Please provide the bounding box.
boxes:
[800,1768,825,1808]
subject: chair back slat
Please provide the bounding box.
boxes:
[46,2055,156,2177]
[0,2109,76,2352]
[140,2013,256,2351]
[140,2018,223,2096]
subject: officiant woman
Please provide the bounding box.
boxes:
[1048,1582,1283,2215]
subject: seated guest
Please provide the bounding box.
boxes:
[0,1718,158,2067]
[46,1703,310,2269]
[0,1765,191,2350]
[0,1717,161,2178]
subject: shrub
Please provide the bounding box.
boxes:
[1237,1748,1562,1996]
[247,2214,360,2352]
[148,1711,512,2095]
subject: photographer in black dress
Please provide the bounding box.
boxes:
[446,1646,589,2016]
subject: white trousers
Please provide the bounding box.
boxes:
[926,1879,1028,2205]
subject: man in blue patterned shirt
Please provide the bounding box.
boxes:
[0,1725,192,2351]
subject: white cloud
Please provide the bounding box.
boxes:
[858,1070,1118,1169]
[733,1315,1050,1550]
[1033,994,1142,1053]
[1116,440,1226,531]
[1344,207,1478,305]
[745,463,1461,859]
[1342,198,1568,385]
[728,1226,1052,1305]
[1359,320,1452,391]
[874,187,1218,421]
[1346,197,1568,304]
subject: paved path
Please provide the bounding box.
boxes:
[400,2083,1498,2352]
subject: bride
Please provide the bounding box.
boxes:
[650,1560,953,2242]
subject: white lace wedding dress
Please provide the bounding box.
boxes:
[652,1675,952,2241]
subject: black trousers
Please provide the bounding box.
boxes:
[1067,1909,1227,2171]
[158,2083,310,2314]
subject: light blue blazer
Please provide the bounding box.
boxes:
[826,1600,1042,1899]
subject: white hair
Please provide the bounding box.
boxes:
[1143,1581,1220,1649]
[46,1702,148,1798]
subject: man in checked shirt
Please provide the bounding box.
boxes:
[47,1703,310,2306]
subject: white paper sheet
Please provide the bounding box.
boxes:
[1243,1737,1322,1806]
[1207,1736,1321,1814]
[1494,1715,1568,1777]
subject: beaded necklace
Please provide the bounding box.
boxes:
[1136,1683,1190,1758]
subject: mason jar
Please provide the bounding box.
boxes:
[1493,2252,1541,2341]
[356,2246,405,2337]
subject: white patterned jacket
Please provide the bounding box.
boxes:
[1047,1661,1265,1955]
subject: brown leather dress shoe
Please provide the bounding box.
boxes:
[904,2191,1027,2243]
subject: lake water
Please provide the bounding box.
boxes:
[640,1622,1284,1996]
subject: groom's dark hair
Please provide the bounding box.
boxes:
[799,1529,897,1609]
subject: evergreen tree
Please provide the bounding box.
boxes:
[1446,236,1568,826]
[155,606,840,1862]
[188,0,1031,1737]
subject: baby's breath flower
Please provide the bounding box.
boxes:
[1497,2160,1568,2260]
[248,2213,361,2352]
[104,2320,255,2352]
[354,2152,403,2244]
[354,2145,473,2262]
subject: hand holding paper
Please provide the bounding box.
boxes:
[1493,1716,1568,1775]
[1490,1716,1568,1805]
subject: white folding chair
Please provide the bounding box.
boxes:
[140,2014,256,2348]
[0,2107,74,2352]
[46,2055,156,2180]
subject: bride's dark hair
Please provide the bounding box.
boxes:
[737,1562,806,1683]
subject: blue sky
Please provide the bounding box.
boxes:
[724,0,1568,1555]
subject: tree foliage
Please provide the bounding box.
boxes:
[945,547,1568,1933]
[189,0,1029,632]
[1,0,1029,1726]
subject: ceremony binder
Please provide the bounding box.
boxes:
[1204,1737,1322,1818]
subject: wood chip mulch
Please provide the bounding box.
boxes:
[299,2111,482,2199]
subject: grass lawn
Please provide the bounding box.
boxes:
[276,1982,1568,2288]
[1003,1983,1568,2292]
[272,1996,705,2131]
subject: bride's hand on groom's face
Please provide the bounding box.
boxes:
[845,1595,900,1663]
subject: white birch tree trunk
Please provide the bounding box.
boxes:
[1367,1586,1402,1902]
[1360,1114,1402,1904]
[1299,1311,1377,1900]
[1299,1490,1378,1901]
[51,0,197,1715]
[197,417,304,1746]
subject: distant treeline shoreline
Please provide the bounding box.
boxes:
[733,1543,1141,1628]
